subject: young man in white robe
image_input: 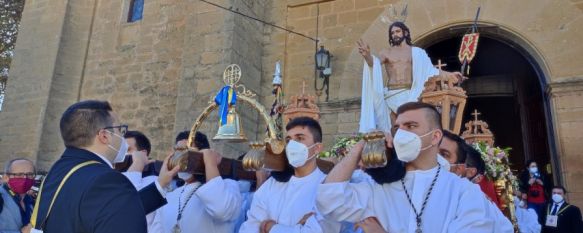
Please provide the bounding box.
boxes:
[153,149,242,233]
[317,102,496,233]
[239,116,341,233]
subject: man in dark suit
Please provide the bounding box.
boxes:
[30,100,179,233]
[542,185,583,233]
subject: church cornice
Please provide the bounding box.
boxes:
[317,97,360,114]
[547,76,583,95]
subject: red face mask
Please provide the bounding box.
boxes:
[8,177,35,194]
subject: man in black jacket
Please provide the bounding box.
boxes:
[542,185,583,233]
[30,100,179,233]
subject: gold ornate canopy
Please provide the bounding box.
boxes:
[180,64,337,174]
[461,109,495,146]
[187,64,281,149]
[282,81,320,125]
[183,64,289,172]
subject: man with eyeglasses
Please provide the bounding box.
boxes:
[28,100,180,233]
[1,158,36,233]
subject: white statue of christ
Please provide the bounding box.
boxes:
[357,21,465,133]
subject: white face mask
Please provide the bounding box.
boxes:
[108,133,129,164]
[529,167,538,174]
[178,172,193,181]
[437,155,451,172]
[285,140,318,168]
[552,194,564,203]
[393,129,434,162]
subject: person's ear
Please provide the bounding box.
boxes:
[314,143,324,154]
[97,129,110,145]
[466,167,477,178]
[432,130,443,146]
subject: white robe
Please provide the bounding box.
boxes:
[476,184,514,233]
[154,177,242,233]
[513,197,541,233]
[239,168,340,233]
[123,172,162,233]
[317,165,496,233]
[359,47,439,133]
[234,180,254,233]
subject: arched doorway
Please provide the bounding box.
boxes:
[417,25,559,188]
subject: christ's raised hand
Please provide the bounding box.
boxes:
[357,39,373,67]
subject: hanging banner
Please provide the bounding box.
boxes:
[458,33,480,63]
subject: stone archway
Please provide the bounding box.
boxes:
[415,24,559,187]
[334,1,583,191]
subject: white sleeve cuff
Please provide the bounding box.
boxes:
[154,180,167,198]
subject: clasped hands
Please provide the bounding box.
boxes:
[259,212,315,233]
[355,216,387,233]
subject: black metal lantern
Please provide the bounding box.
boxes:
[315,46,330,71]
[314,46,332,101]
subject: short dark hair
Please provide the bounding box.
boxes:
[124,131,151,155]
[525,159,537,168]
[175,131,189,143]
[175,131,210,150]
[194,132,210,149]
[60,100,113,148]
[464,144,486,175]
[285,117,323,143]
[553,185,567,194]
[441,130,467,164]
[396,102,442,130]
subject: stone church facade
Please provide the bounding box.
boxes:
[1,0,583,206]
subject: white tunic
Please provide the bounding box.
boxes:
[479,184,514,233]
[239,168,340,233]
[317,166,496,233]
[513,197,541,233]
[154,177,242,233]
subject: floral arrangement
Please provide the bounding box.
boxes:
[319,134,363,158]
[472,141,519,188]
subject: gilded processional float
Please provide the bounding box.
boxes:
[168,63,334,185]
[168,62,519,231]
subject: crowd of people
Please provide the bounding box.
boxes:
[1,100,581,233]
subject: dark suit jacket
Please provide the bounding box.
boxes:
[542,202,583,233]
[33,147,167,233]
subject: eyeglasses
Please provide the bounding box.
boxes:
[103,124,128,136]
[6,172,36,179]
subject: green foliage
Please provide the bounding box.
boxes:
[319,134,363,158]
[0,0,25,109]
